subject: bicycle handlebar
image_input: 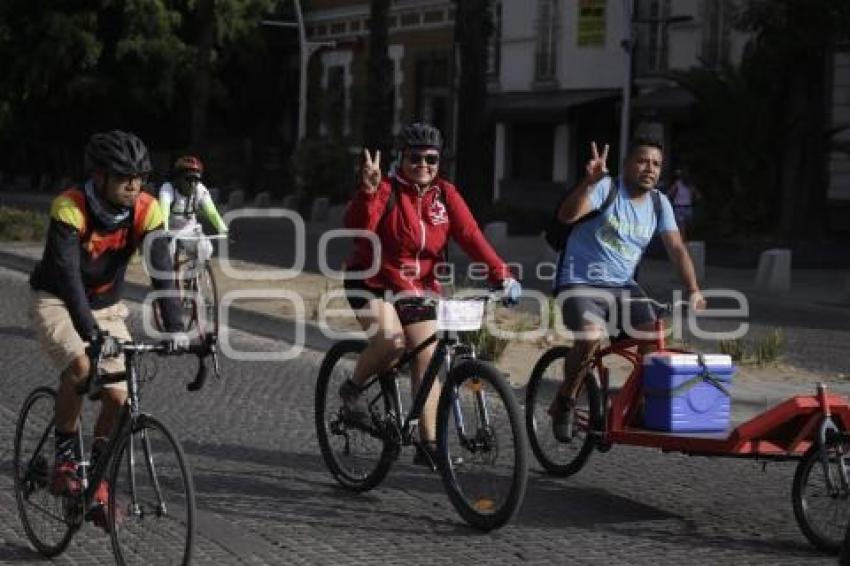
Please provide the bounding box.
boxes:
[81,334,218,396]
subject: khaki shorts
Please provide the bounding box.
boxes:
[29,291,131,390]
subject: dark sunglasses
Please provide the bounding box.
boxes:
[406,151,440,166]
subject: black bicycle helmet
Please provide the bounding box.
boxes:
[84,130,152,176]
[399,122,443,151]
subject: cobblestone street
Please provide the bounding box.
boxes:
[0,266,838,565]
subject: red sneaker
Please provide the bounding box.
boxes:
[50,461,81,497]
[86,480,114,533]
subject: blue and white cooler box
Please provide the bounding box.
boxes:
[642,353,735,432]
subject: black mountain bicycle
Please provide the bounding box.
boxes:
[315,292,528,531]
[13,333,219,565]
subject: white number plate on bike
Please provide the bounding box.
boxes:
[437,300,485,331]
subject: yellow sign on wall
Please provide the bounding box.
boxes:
[578,0,606,47]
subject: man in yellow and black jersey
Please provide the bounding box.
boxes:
[29,130,186,530]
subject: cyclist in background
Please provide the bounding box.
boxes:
[29,130,187,530]
[158,155,228,261]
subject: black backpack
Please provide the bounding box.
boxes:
[544,178,662,252]
[544,177,618,251]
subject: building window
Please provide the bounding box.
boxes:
[701,0,731,68]
[330,22,346,35]
[424,10,444,24]
[400,12,420,27]
[325,65,346,138]
[315,24,328,37]
[535,0,559,81]
[512,123,554,181]
[351,19,361,32]
[635,0,672,75]
[486,2,502,79]
[416,56,452,147]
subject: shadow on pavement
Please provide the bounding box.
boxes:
[0,541,43,561]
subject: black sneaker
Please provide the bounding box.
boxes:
[549,395,576,443]
[413,442,463,470]
[338,378,371,429]
[413,442,440,470]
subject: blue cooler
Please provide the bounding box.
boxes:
[642,353,735,432]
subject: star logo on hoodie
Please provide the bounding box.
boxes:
[429,198,448,225]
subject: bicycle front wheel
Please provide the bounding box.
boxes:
[196,263,218,340]
[792,438,850,553]
[437,359,528,531]
[525,346,602,477]
[13,387,77,556]
[315,340,399,492]
[109,414,195,566]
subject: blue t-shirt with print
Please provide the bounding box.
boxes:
[556,177,678,287]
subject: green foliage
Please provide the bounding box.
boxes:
[0,207,49,241]
[291,139,357,204]
[671,0,850,239]
[719,337,746,363]
[460,326,509,362]
[718,327,784,366]
[754,327,784,367]
[0,0,287,173]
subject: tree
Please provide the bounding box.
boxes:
[0,0,289,178]
[672,0,850,239]
[453,0,493,210]
[185,0,279,145]
[362,0,393,156]
[734,0,850,238]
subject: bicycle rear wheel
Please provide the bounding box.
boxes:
[13,387,77,556]
[525,346,601,477]
[437,359,528,531]
[792,438,850,553]
[315,340,399,492]
[109,414,195,566]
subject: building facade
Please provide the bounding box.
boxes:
[304,1,458,154]
[489,0,749,209]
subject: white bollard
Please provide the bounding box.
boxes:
[281,194,298,210]
[484,221,508,249]
[327,204,346,227]
[310,197,329,222]
[754,248,791,293]
[226,189,245,210]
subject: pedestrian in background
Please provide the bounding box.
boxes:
[667,168,701,241]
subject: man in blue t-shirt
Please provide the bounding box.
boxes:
[549,136,706,441]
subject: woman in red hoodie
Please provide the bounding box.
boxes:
[341,122,521,465]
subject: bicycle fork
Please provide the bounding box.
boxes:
[815,383,850,496]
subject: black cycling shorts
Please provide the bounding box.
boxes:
[343,278,437,326]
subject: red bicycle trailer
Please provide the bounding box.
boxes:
[526,303,850,554]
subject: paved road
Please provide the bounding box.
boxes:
[0,266,838,565]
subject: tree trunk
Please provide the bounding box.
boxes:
[190,0,215,147]
[362,0,393,156]
[453,0,491,210]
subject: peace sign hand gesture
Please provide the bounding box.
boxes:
[584,141,609,184]
[360,148,382,193]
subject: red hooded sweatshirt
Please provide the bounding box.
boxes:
[344,173,511,294]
